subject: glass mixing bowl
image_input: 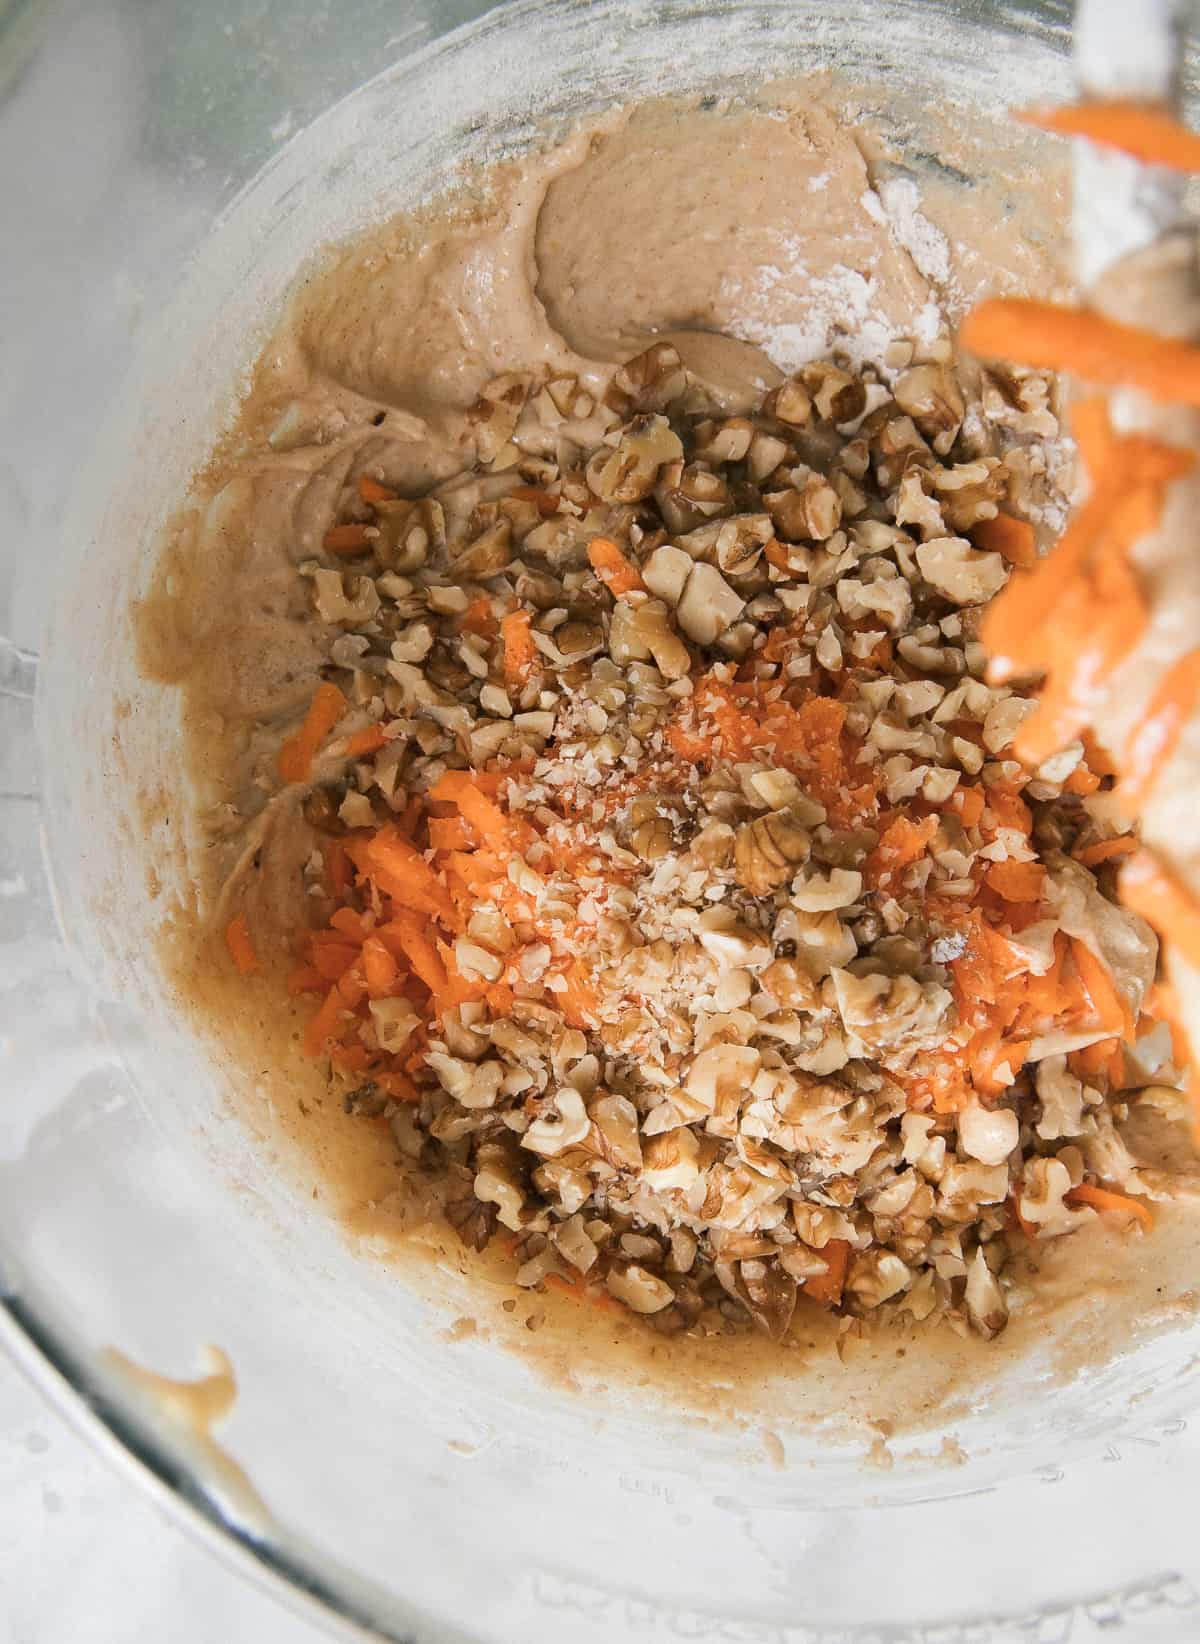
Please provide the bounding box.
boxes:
[5,1,1200,1639]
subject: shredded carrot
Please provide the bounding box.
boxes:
[1011,544,1148,765]
[224,912,259,975]
[501,608,536,685]
[1071,938,1136,1045]
[329,906,370,941]
[311,941,361,981]
[1064,764,1101,796]
[1018,99,1200,172]
[428,770,530,852]
[323,838,352,901]
[544,1272,620,1312]
[985,860,1046,903]
[962,298,1200,407]
[278,682,348,784]
[427,815,474,852]
[1149,979,1191,1068]
[557,958,598,1029]
[1009,1192,1038,1242]
[1023,932,1067,1019]
[1080,728,1120,779]
[1072,836,1139,868]
[1064,1182,1154,1229]
[587,535,645,596]
[362,935,400,996]
[800,1240,850,1307]
[1070,1037,1127,1087]
[950,785,985,828]
[1121,849,1200,969]
[323,523,373,556]
[1120,649,1200,809]
[486,982,516,1017]
[355,829,458,925]
[287,964,324,996]
[344,724,388,759]
[974,513,1037,568]
[764,538,794,574]
[868,814,937,882]
[509,485,560,517]
[378,912,449,1000]
[303,977,358,1057]
[1071,395,1114,471]
[375,1070,421,1103]
[357,474,398,505]
[459,596,497,638]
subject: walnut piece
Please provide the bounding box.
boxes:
[734,809,812,896]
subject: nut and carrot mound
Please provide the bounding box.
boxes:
[228,338,1188,1342]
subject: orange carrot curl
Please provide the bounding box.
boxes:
[278,683,348,784]
[1120,649,1200,809]
[974,513,1037,568]
[224,912,259,975]
[587,536,645,596]
[1064,1182,1154,1230]
[1018,100,1200,172]
[961,299,1200,408]
[1121,849,1200,970]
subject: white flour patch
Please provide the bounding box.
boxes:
[867,176,954,289]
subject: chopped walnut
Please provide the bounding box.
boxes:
[274,325,1136,1347]
[606,1262,675,1313]
[915,536,1008,605]
[587,413,684,503]
[734,808,812,896]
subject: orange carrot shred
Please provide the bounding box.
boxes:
[279,683,348,784]
[801,1240,850,1307]
[1072,836,1138,867]
[323,838,352,901]
[1070,395,1114,472]
[1018,99,1200,173]
[287,964,324,996]
[509,485,560,517]
[557,957,598,1029]
[950,786,985,828]
[329,906,369,942]
[224,912,259,975]
[974,513,1037,568]
[1065,765,1101,796]
[459,596,497,638]
[962,298,1200,407]
[303,984,349,1057]
[868,814,937,882]
[311,942,361,982]
[1064,1182,1154,1229]
[357,829,458,925]
[1011,542,1148,765]
[357,474,398,505]
[501,608,536,684]
[587,535,645,597]
[379,912,449,1000]
[344,724,388,759]
[1009,1192,1038,1242]
[985,860,1046,903]
[427,815,473,852]
[1120,648,1200,809]
[1071,938,1136,1046]
[323,523,373,555]
[362,934,399,996]
[1121,849,1200,969]
[428,770,530,852]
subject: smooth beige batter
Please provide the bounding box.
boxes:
[136,86,1200,1440]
